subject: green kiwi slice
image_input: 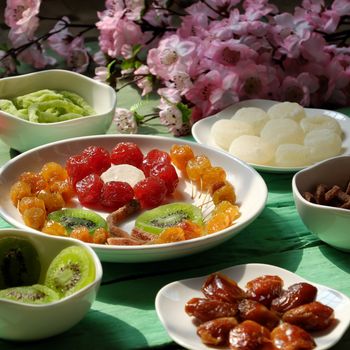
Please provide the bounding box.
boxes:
[135,202,204,235]
[47,208,107,234]
[0,284,59,304]
[0,236,41,289]
[44,246,96,298]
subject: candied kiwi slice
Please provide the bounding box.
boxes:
[0,284,59,304]
[47,208,107,234]
[0,236,41,289]
[44,246,96,298]
[135,202,204,235]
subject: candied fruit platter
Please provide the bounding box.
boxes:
[192,99,350,173]
[0,135,267,263]
[155,263,350,350]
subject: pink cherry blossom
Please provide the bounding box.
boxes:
[114,108,138,134]
[94,66,109,83]
[242,0,278,21]
[134,65,153,96]
[5,0,40,37]
[47,17,71,58]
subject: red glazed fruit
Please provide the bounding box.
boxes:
[134,177,167,209]
[100,181,134,210]
[82,146,111,175]
[66,154,93,186]
[141,149,171,176]
[75,174,104,205]
[149,163,179,194]
[110,142,144,168]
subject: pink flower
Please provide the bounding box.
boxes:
[114,108,138,134]
[185,69,239,117]
[0,51,17,76]
[158,87,181,107]
[300,32,330,64]
[206,39,257,67]
[66,37,90,73]
[94,66,109,83]
[331,0,350,16]
[9,30,55,69]
[242,0,278,21]
[147,35,196,80]
[5,0,40,37]
[47,17,71,58]
[134,65,153,96]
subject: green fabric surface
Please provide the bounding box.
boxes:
[1,84,350,349]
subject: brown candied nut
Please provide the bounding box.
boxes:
[282,301,334,331]
[229,320,272,350]
[324,185,341,203]
[336,190,350,203]
[346,180,350,195]
[197,317,238,346]
[185,297,239,323]
[270,283,317,314]
[202,273,246,303]
[315,184,328,204]
[271,322,316,350]
[303,192,316,203]
[341,201,350,209]
[245,275,284,307]
[238,299,280,331]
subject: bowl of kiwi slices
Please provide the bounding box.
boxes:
[0,228,102,341]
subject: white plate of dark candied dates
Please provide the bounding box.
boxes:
[155,263,350,350]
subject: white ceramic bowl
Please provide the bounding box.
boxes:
[292,156,350,252]
[0,228,102,341]
[0,69,117,152]
[0,134,268,263]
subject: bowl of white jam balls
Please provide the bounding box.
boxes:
[0,70,117,152]
[200,100,347,171]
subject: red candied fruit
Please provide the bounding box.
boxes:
[100,181,134,210]
[110,142,144,168]
[66,154,92,186]
[149,163,179,195]
[141,149,171,176]
[75,174,104,205]
[82,146,111,175]
[134,177,167,209]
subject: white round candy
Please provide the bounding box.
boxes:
[304,129,342,162]
[267,102,306,121]
[210,119,254,150]
[260,119,304,146]
[300,114,342,135]
[275,144,310,167]
[231,107,269,134]
[229,135,275,165]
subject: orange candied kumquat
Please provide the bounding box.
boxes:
[22,207,46,230]
[205,212,231,234]
[40,162,68,184]
[10,181,32,206]
[70,226,93,243]
[155,227,186,244]
[170,144,195,172]
[201,166,226,191]
[212,181,236,205]
[42,220,68,237]
[186,155,212,183]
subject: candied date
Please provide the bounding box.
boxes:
[282,301,334,331]
[185,297,238,323]
[197,317,238,346]
[271,283,317,314]
[238,299,280,330]
[246,275,284,307]
[202,273,246,303]
[271,322,316,350]
[229,320,272,350]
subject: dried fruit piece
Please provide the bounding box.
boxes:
[19,171,48,194]
[282,301,334,331]
[186,155,211,183]
[212,201,240,223]
[212,181,236,205]
[141,149,171,176]
[70,226,93,243]
[82,145,111,175]
[37,190,65,213]
[228,320,272,350]
[246,275,284,307]
[100,181,134,210]
[202,273,246,303]
[23,207,46,230]
[18,196,46,215]
[238,299,280,330]
[198,317,238,346]
[201,166,226,191]
[271,322,316,350]
[154,227,186,244]
[76,173,104,205]
[40,162,67,183]
[178,220,203,240]
[185,297,238,323]
[205,212,231,234]
[41,220,68,237]
[271,283,317,314]
[149,163,179,194]
[10,181,32,206]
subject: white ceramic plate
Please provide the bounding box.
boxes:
[156,263,350,350]
[0,135,267,263]
[192,99,350,173]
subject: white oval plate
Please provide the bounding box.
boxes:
[192,99,350,173]
[0,135,267,263]
[155,263,350,350]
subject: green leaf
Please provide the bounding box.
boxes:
[121,59,135,70]
[176,102,192,123]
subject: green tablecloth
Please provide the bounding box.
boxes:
[1,85,350,350]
